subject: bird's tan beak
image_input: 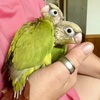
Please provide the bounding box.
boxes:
[41,5,50,13]
[72,33,82,43]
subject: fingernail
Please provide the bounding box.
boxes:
[82,43,94,55]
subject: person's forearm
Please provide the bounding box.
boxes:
[78,53,100,78]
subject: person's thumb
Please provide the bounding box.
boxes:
[66,42,94,69]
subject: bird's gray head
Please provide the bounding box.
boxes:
[54,21,82,45]
[41,3,64,25]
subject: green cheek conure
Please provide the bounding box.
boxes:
[3,3,82,99]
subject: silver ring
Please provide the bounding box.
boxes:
[59,57,75,74]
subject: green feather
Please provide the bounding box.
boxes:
[51,45,67,63]
[6,19,54,94]
[8,19,54,70]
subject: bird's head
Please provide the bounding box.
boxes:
[41,3,64,25]
[54,21,82,45]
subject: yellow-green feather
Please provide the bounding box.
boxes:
[12,67,34,92]
[9,19,54,70]
[51,45,67,63]
[7,19,54,93]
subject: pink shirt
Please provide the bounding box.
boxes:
[59,88,80,100]
[0,0,80,99]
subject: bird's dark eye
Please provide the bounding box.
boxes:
[67,29,72,33]
[54,11,57,14]
[49,9,58,16]
[64,27,75,37]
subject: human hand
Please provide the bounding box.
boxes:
[29,42,94,100]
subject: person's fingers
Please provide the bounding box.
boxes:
[66,42,94,69]
[67,44,77,51]
[59,42,94,95]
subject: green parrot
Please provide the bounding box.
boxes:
[52,20,82,62]
[4,3,64,99]
[4,3,82,99]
